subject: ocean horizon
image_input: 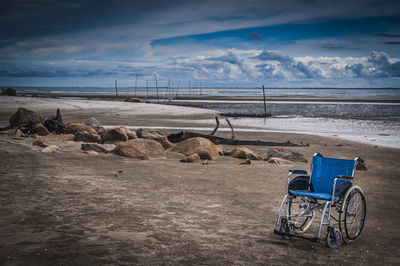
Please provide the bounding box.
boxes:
[7,86,400,99]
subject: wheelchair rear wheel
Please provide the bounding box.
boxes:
[339,186,366,243]
[288,196,315,233]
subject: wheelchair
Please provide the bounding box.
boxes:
[273,153,366,248]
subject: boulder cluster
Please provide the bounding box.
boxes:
[2,107,309,164]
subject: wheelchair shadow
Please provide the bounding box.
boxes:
[257,233,321,251]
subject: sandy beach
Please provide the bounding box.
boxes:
[0,96,400,265]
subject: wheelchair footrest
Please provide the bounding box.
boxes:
[274,229,320,243]
[295,235,320,243]
[273,229,286,236]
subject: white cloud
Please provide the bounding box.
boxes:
[1,49,400,87]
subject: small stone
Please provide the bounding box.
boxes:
[81,143,115,153]
[32,140,48,147]
[14,129,23,137]
[84,150,99,155]
[240,159,251,165]
[102,126,128,141]
[267,157,292,164]
[33,123,50,136]
[230,147,262,160]
[180,153,201,163]
[202,159,209,165]
[126,129,138,140]
[41,145,60,153]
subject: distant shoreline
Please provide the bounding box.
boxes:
[16,93,400,103]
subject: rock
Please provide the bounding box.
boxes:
[240,159,251,165]
[126,129,138,140]
[41,145,60,153]
[265,148,308,162]
[65,123,98,135]
[81,143,116,153]
[14,129,23,137]
[137,128,172,149]
[215,145,225,156]
[113,138,165,160]
[9,107,43,127]
[233,158,251,165]
[65,123,102,143]
[102,126,128,141]
[180,154,201,163]
[75,131,102,143]
[166,152,186,160]
[84,117,105,135]
[32,140,48,147]
[0,128,15,135]
[124,97,142,103]
[44,108,64,134]
[36,133,75,142]
[168,137,219,160]
[84,150,99,155]
[33,123,50,136]
[202,159,209,165]
[230,147,262,160]
[267,157,293,164]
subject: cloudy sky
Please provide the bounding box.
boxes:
[1,0,400,88]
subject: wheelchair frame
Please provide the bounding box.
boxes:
[273,153,366,248]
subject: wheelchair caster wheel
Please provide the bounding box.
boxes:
[280,218,295,240]
[326,227,342,248]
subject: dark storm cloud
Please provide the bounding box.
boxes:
[207,52,242,65]
[384,41,400,45]
[0,68,117,77]
[1,0,400,42]
[320,43,361,50]
[376,33,400,38]
[245,32,263,41]
[254,51,294,64]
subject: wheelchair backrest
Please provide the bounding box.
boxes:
[311,155,356,194]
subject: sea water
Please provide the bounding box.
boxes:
[11,86,400,99]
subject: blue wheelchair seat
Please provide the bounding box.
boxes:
[290,190,340,201]
[289,155,356,201]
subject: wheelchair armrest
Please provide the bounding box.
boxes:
[289,169,308,175]
[337,175,354,180]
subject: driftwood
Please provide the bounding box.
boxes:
[210,116,220,136]
[168,114,307,147]
[226,118,235,140]
[167,131,307,147]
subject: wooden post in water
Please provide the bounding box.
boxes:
[146,79,149,100]
[154,74,159,103]
[115,80,119,99]
[262,85,267,117]
[176,81,180,97]
[134,74,137,97]
[165,79,170,100]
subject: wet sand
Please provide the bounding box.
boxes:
[0,96,400,265]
